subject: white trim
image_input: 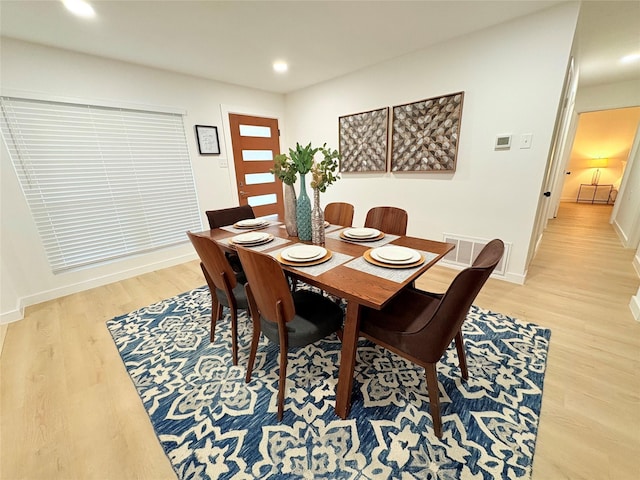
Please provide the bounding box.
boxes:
[633,253,640,277]
[436,261,525,285]
[630,295,640,322]
[0,306,25,325]
[613,218,630,247]
[0,252,198,325]
[0,88,186,115]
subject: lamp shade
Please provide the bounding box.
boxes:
[589,158,608,168]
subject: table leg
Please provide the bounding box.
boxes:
[335,301,362,419]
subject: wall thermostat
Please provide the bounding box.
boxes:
[495,135,512,150]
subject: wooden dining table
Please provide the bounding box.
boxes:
[196,218,455,419]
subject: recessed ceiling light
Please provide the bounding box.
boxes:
[620,53,640,64]
[62,0,96,18]
[273,61,288,73]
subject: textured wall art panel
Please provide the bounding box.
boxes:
[391,92,464,172]
[338,107,389,173]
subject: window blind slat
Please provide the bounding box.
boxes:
[1,96,202,273]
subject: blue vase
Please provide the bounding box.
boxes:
[296,173,312,241]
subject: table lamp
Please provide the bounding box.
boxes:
[589,158,608,185]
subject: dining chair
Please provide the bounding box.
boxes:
[358,239,504,438]
[235,246,344,420]
[324,202,355,227]
[364,206,408,235]
[205,204,256,229]
[205,205,255,275]
[187,232,250,366]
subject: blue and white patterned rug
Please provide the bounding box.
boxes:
[107,286,551,479]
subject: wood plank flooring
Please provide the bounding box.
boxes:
[1,202,639,479]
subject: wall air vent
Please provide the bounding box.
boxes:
[442,233,510,277]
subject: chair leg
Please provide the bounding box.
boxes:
[277,324,289,421]
[230,307,238,366]
[454,330,469,380]
[210,298,223,343]
[245,319,261,383]
[277,346,288,421]
[425,363,442,438]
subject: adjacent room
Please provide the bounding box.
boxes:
[1,1,639,479]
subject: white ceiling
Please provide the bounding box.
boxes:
[1,0,639,94]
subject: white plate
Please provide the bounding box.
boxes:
[232,232,270,244]
[343,227,380,239]
[235,218,267,228]
[371,246,421,265]
[281,245,327,262]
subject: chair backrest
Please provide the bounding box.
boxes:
[206,205,255,229]
[364,206,408,236]
[324,202,355,226]
[187,232,237,292]
[420,239,504,360]
[235,247,295,324]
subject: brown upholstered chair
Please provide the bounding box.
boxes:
[236,247,343,420]
[364,206,408,236]
[359,239,504,438]
[205,205,255,275]
[205,204,255,229]
[324,202,354,227]
[187,232,250,366]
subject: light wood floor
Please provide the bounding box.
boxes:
[1,202,639,479]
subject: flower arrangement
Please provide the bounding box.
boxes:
[271,153,297,185]
[310,145,341,192]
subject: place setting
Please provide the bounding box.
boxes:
[327,226,398,247]
[339,227,385,242]
[276,245,332,267]
[363,245,425,269]
[218,217,275,234]
[232,218,271,230]
[345,245,439,283]
[228,231,275,248]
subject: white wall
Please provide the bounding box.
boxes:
[612,123,640,248]
[0,38,285,322]
[284,3,579,283]
[576,80,640,113]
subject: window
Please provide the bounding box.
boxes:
[1,96,201,273]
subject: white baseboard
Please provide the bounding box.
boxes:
[0,252,198,325]
[0,307,24,325]
[438,262,525,285]
[504,270,527,285]
[613,219,630,247]
[633,254,640,278]
[630,295,640,322]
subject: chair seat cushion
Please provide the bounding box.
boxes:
[361,288,440,338]
[215,282,249,310]
[261,290,343,347]
[225,252,245,275]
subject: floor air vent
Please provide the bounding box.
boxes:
[441,233,509,277]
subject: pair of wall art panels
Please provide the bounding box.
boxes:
[338,91,464,173]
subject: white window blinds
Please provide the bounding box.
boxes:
[1,96,202,273]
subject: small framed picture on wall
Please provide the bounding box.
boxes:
[195,125,221,155]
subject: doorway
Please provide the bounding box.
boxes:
[558,107,640,206]
[228,114,283,217]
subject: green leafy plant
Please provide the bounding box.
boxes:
[289,142,320,175]
[271,153,297,185]
[311,144,341,192]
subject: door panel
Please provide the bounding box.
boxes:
[229,114,282,218]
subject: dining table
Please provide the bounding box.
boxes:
[194,216,455,419]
